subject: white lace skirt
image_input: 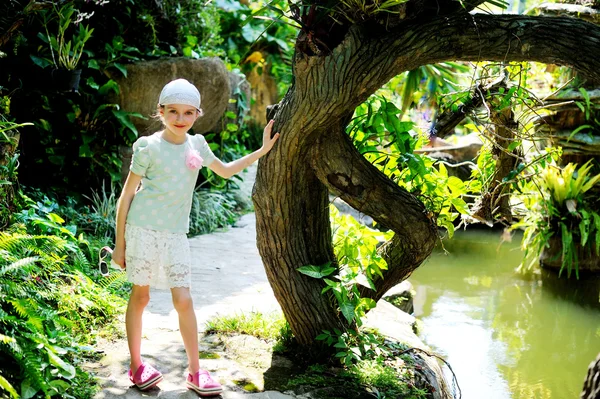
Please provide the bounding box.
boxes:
[125,224,191,290]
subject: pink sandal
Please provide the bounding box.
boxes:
[128,363,163,391]
[186,370,223,397]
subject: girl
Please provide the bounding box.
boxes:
[111,78,279,396]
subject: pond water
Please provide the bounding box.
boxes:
[410,230,600,399]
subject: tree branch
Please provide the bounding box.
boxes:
[394,14,600,80]
[310,126,438,301]
[293,14,600,135]
[430,74,505,139]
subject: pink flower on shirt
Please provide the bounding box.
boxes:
[185,148,203,170]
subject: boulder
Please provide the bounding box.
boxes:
[112,57,230,136]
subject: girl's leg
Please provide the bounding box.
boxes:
[126,284,151,373]
[171,287,200,374]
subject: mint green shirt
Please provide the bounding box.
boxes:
[126,132,217,233]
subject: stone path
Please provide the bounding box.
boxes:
[91,166,297,398]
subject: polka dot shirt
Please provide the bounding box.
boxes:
[126,132,216,233]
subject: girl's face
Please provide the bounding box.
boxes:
[160,104,200,136]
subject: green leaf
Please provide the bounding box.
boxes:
[112,109,138,135]
[86,77,99,90]
[359,297,377,311]
[451,198,469,214]
[20,379,37,399]
[507,140,521,152]
[112,63,128,77]
[30,55,52,69]
[47,350,76,379]
[297,263,334,279]
[99,79,120,96]
[47,213,65,224]
[49,379,70,394]
[87,59,100,70]
[340,301,355,323]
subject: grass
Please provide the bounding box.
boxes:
[204,311,294,355]
[205,311,289,341]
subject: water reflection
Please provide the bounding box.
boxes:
[410,231,600,399]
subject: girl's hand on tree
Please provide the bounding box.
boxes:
[261,119,280,154]
[112,245,126,269]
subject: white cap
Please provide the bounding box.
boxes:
[158,79,201,111]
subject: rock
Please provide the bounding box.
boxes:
[383,280,415,315]
[415,133,483,162]
[364,301,452,399]
[112,57,230,136]
[364,300,422,349]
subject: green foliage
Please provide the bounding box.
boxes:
[175,1,225,59]
[316,328,386,366]
[83,183,118,239]
[299,206,389,330]
[394,62,469,115]
[299,207,396,366]
[573,88,600,135]
[351,358,428,399]
[216,0,295,95]
[0,116,32,228]
[188,188,239,236]
[37,2,94,70]
[347,94,471,236]
[285,343,430,399]
[0,216,125,399]
[513,160,600,278]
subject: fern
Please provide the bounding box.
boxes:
[0,256,39,276]
[0,211,127,398]
[97,270,128,290]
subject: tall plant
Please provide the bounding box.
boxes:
[37,2,94,70]
[513,160,600,278]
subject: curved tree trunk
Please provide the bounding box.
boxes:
[253,10,600,346]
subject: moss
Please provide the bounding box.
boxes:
[233,379,260,392]
[198,351,220,359]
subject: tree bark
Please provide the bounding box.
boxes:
[253,12,600,346]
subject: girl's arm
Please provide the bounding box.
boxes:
[209,120,280,179]
[112,171,143,268]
